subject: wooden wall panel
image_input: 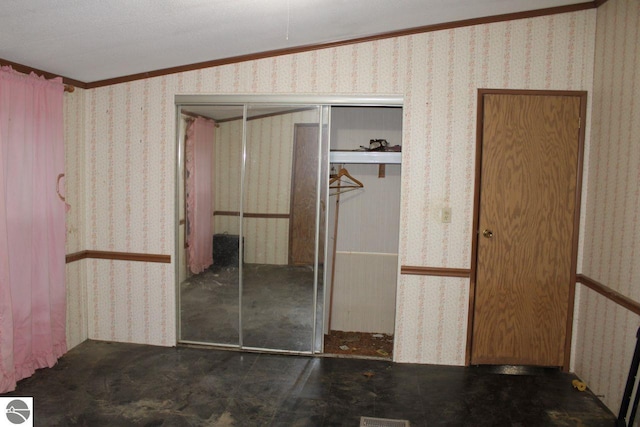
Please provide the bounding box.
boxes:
[331,252,398,334]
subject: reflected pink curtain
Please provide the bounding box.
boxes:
[0,67,67,393]
[185,117,215,274]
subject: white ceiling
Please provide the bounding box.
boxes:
[0,0,587,84]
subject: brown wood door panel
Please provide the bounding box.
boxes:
[471,93,580,367]
[289,124,320,265]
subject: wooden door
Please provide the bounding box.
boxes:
[471,92,583,367]
[289,124,321,265]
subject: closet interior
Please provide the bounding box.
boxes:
[175,96,402,358]
[324,106,402,358]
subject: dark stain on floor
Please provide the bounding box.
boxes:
[1,340,616,426]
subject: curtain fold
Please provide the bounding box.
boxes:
[0,66,66,393]
[185,117,215,274]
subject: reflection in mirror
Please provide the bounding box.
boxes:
[178,102,325,353]
[179,105,243,346]
[242,105,322,352]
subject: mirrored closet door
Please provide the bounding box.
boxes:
[176,97,327,353]
[178,104,243,347]
[241,105,324,352]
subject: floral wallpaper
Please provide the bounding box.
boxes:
[573,0,640,413]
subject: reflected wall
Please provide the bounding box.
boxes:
[177,99,326,353]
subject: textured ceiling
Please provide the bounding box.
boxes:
[0,0,587,84]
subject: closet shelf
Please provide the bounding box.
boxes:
[329,150,402,164]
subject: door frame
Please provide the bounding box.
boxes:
[465,89,588,370]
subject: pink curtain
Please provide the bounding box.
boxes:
[0,67,67,393]
[185,117,215,274]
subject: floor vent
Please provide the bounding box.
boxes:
[360,416,410,427]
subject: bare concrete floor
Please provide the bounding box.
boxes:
[2,340,616,426]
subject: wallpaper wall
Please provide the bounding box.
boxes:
[393,11,595,364]
[65,10,597,361]
[211,119,241,241]
[573,0,640,413]
[63,87,87,350]
[83,81,175,346]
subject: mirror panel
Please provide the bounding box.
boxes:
[241,105,321,352]
[179,104,243,346]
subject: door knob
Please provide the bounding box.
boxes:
[482,229,494,238]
